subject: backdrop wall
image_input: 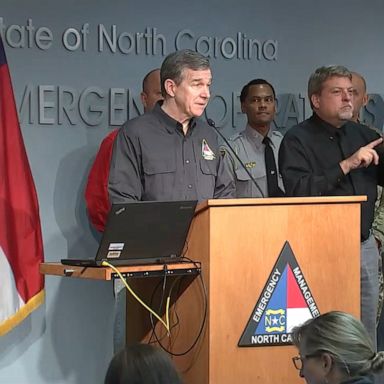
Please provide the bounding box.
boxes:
[1,1,384,382]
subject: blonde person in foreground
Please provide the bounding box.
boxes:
[291,311,384,384]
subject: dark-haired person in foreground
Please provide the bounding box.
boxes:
[105,343,182,384]
[291,311,384,384]
[279,65,384,347]
[221,78,284,197]
[108,49,234,203]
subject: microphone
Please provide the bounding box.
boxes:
[206,118,265,198]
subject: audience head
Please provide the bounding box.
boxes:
[160,49,211,121]
[351,71,368,123]
[140,68,163,113]
[240,78,276,135]
[291,311,384,384]
[104,343,183,384]
[308,65,353,128]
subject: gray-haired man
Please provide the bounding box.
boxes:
[109,49,234,202]
[279,65,384,347]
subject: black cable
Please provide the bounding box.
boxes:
[182,239,189,257]
[148,268,185,344]
[153,257,207,356]
[148,264,169,344]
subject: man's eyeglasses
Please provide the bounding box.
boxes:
[292,354,319,370]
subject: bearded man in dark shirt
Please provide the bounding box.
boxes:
[279,65,384,347]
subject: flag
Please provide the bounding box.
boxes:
[0,36,44,335]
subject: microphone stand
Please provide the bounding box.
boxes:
[206,118,265,198]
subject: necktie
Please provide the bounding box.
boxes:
[263,136,282,197]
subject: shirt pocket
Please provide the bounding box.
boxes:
[235,166,265,181]
[142,155,176,200]
[235,168,251,182]
[200,158,218,177]
[142,156,176,175]
[234,167,265,198]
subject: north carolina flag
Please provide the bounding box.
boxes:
[285,265,312,332]
[255,265,312,335]
[0,36,44,335]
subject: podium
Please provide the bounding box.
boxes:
[147,197,362,384]
[41,196,363,384]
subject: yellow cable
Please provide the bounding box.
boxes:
[102,261,170,333]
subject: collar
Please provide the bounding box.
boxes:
[153,103,197,135]
[311,113,347,137]
[245,124,275,148]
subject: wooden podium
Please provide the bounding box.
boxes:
[147,196,362,384]
[41,196,363,384]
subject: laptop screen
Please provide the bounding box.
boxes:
[95,200,197,265]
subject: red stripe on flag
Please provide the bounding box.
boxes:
[286,266,306,308]
[0,42,44,317]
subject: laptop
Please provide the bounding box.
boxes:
[61,200,197,267]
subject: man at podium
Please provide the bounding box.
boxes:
[279,65,384,348]
[108,49,234,203]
